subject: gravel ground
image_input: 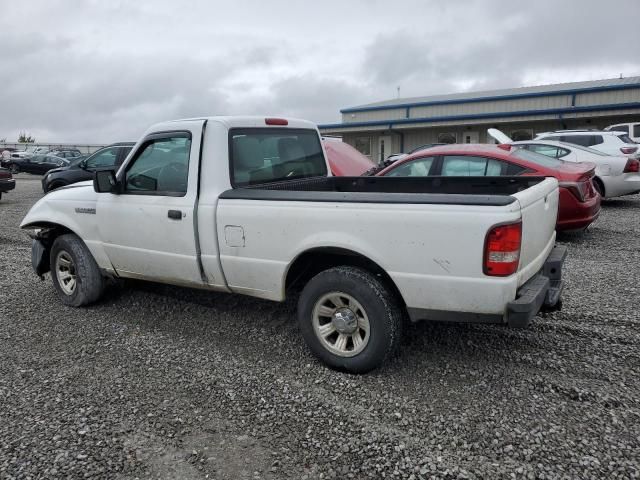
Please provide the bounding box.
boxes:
[0,176,639,479]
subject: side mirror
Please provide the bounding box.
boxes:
[94,170,119,194]
[78,159,87,169]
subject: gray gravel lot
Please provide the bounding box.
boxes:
[1,176,639,479]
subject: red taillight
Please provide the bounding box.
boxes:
[620,146,638,155]
[559,181,591,202]
[623,158,639,173]
[0,171,10,179]
[484,222,522,276]
[265,118,288,126]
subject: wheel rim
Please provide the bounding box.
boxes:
[55,250,77,295]
[10,165,18,173]
[312,292,370,357]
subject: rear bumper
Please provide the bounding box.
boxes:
[0,178,16,192]
[506,245,567,328]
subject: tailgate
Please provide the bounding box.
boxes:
[512,177,558,286]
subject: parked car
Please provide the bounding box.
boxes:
[322,138,375,176]
[0,167,16,200]
[42,142,134,192]
[489,129,640,198]
[535,130,639,157]
[6,153,69,175]
[11,146,50,160]
[605,122,640,143]
[49,149,84,160]
[386,143,446,163]
[375,143,601,231]
[21,116,565,373]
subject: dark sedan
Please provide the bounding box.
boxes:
[6,154,69,175]
[0,167,16,200]
[42,142,134,192]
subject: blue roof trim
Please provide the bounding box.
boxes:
[340,83,640,114]
[319,102,640,130]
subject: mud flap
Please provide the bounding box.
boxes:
[31,239,50,278]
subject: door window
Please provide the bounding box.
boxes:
[610,125,629,134]
[385,157,435,177]
[85,147,120,169]
[525,144,569,158]
[634,125,640,138]
[125,136,191,195]
[441,156,517,176]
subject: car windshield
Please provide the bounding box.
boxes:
[511,147,565,167]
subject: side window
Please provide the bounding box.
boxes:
[589,135,603,146]
[527,144,561,158]
[85,147,120,169]
[125,136,191,195]
[634,125,640,138]
[563,135,590,147]
[611,125,629,134]
[385,157,435,177]
[441,155,487,176]
[557,148,571,158]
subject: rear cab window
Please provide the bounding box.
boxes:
[229,128,327,187]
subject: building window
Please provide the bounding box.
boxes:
[354,137,371,156]
[437,132,457,144]
[511,129,533,141]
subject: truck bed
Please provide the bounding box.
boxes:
[219,176,546,206]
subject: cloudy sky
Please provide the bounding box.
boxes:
[1,0,639,143]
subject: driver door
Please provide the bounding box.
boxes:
[96,129,204,286]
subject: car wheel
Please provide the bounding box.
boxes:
[9,164,19,174]
[298,266,403,373]
[593,178,605,198]
[50,234,105,307]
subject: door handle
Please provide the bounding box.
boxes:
[168,210,183,220]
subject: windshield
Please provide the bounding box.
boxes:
[229,128,327,186]
[511,147,565,168]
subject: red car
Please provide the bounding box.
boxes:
[0,167,16,201]
[322,139,375,176]
[374,144,601,231]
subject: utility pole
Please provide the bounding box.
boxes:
[397,86,401,99]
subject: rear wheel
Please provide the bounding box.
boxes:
[298,266,403,373]
[50,234,105,307]
[593,177,605,198]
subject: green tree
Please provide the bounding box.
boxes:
[18,131,35,143]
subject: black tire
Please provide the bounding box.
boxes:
[50,234,105,307]
[298,266,403,373]
[9,164,19,174]
[593,177,605,198]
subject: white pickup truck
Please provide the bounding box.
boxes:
[21,116,566,373]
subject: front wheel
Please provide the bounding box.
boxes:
[9,164,19,174]
[298,266,403,373]
[50,234,105,307]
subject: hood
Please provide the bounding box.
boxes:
[487,128,512,144]
[20,180,95,229]
[322,139,375,176]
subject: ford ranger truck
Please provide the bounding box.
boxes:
[21,116,566,373]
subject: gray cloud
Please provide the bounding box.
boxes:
[1,0,638,143]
